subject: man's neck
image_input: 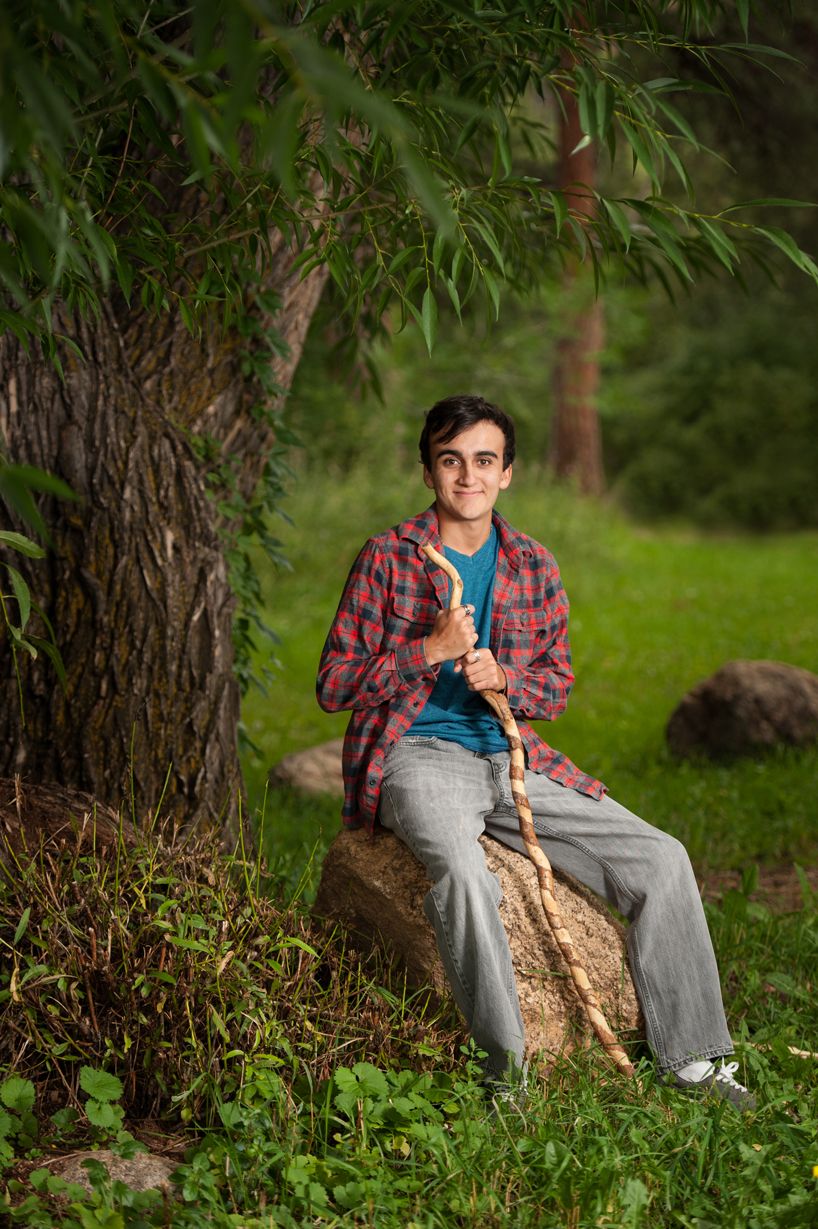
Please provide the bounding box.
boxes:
[437,509,493,557]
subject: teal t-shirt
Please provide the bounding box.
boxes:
[408,526,508,754]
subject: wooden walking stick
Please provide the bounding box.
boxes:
[422,541,636,1078]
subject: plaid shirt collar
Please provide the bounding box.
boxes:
[396,504,532,567]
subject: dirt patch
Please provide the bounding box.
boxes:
[698,863,818,914]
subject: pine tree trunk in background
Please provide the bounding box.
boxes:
[0,250,327,834]
[549,85,606,496]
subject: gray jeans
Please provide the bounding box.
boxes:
[379,735,732,1077]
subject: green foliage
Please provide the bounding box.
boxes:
[4,1160,162,1228]
[0,526,63,703]
[0,456,77,540]
[4,982,818,1225]
[0,1076,35,1114]
[0,1065,133,1181]
[2,0,817,356]
[603,287,818,530]
[0,455,74,712]
[0,822,462,1128]
[0,1075,37,1166]
[1,810,817,1226]
[189,292,294,698]
[79,1068,126,1137]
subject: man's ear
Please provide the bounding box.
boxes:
[499,464,513,490]
[423,467,434,490]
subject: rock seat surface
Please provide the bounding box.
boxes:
[315,827,643,1065]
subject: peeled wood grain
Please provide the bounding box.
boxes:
[421,541,636,1078]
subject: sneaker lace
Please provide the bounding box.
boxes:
[714,1061,748,1092]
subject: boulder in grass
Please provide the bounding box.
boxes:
[314,828,643,1067]
[49,1149,176,1196]
[269,738,345,797]
[666,660,818,760]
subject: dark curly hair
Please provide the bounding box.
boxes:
[418,395,516,470]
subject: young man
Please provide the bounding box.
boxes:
[317,394,753,1109]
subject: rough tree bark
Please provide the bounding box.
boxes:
[0,232,328,832]
[549,81,606,496]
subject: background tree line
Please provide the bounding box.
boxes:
[294,0,818,531]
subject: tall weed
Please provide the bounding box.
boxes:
[0,820,463,1126]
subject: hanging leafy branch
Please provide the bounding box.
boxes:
[0,458,76,716]
[1,0,815,359]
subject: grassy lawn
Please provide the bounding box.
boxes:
[5,469,818,1229]
[242,465,818,878]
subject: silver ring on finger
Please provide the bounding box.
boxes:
[472,650,481,662]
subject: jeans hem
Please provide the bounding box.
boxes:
[661,1046,734,1075]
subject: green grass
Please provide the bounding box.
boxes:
[242,464,818,875]
[5,466,817,1228]
[3,856,817,1227]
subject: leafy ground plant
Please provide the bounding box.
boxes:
[0,818,464,1127]
[0,1076,37,1167]
[79,1067,127,1141]
[2,810,817,1227]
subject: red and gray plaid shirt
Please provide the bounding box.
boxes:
[317,505,606,829]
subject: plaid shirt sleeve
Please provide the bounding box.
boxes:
[499,551,574,722]
[316,538,436,714]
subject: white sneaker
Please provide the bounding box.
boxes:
[670,1060,756,1111]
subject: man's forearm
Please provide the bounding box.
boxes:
[501,657,573,721]
[317,636,434,712]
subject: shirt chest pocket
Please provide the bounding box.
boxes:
[499,608,545,652]
[387,593,440,639]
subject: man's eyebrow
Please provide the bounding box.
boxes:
[436,447,499,459]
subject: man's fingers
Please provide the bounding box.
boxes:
[458,649,504,692]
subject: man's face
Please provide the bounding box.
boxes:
[423,421,512,526]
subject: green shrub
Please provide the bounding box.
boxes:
[0,821,463,1128]
[603,289,818,530]
[0,1075,37,1166]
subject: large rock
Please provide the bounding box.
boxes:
[314,828,643,1066]
[49,1148,177,1195]
[666,659,818,759]
[270,738,346,797]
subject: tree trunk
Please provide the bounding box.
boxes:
[0,244,328,833]
[549,82,605,496]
